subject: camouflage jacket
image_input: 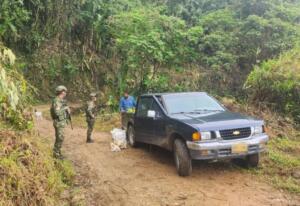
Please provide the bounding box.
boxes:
[86,101,97,120]
[50,97,68,122]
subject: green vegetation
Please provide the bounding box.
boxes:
[0,43,33,130]
[265,135,300,193]
[0,123,75,206]
[108,8,195,93]
[245,47,300,122]
[1,0,300,100]
[0,28,76,205]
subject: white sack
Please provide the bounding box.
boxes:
[110,128,127,149]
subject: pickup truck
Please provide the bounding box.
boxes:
[125,92,269,176]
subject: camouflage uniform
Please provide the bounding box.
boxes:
[51,86,69,159]
[86,93,97,143]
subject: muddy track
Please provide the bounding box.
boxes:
[35,105,299,206]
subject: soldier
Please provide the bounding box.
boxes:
[50,85,70,159]
[86,92,97,143]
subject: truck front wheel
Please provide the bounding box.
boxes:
[246,153,259,168]
[173,139,192,176]
[127,125,137,147]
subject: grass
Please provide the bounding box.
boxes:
[268,147,300,168]
[262,143,300,194]
[272,176,300,194]
[269,137,300,153]
[71,112,121,132]
[0,121,76,206]
[222,97,300,194]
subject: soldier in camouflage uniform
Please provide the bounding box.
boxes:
[86,93,97,143]
[50,85,70,159]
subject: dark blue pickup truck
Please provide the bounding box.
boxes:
[126,92,269,176]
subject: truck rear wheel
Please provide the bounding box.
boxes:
[173,139,192,176]
[127,125,137,147]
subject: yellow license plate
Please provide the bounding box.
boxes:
[232,143,248,154]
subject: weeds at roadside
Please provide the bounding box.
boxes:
[0,122,77,206]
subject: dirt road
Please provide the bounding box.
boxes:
[35,107,299,206]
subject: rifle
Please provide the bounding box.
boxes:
[66,109,73,130]
[62,99,73,130]
[95,103,109,114]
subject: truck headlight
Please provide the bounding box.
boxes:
[200,131,211,140]
[253,126,264,135]
[192,131,212,141]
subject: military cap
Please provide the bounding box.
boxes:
[90,92,97,97]
[55,85,67,93]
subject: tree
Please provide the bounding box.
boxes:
[0,0,30,44]
[108,8,193,93]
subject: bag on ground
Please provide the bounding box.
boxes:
[110,128,127,150]
[110,142,121,152]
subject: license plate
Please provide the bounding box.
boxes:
[232,143,248,154]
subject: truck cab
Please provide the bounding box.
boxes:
[126,92,269,176]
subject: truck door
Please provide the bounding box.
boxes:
[134,97,154,142]
[150,101,167,147]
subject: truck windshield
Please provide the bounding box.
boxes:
[163,93,225,114]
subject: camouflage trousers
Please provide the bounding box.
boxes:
[86,119,95,142]
[53,120,66,159]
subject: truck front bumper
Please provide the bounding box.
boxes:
[186,134,269,160]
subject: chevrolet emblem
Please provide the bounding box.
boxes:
[233,131,240,135]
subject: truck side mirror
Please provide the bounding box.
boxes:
[147,110,156,118]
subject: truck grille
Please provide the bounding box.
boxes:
[220,127,251,140]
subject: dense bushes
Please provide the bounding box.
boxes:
[0,43,33,129]
[1,0,300,118]
[107,8,203,94]
[1,0,300,97]
[245,47,300,122]
[0,43,74,205]
[0,128,74,206]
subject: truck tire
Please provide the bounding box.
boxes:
[246,153,259,168]
[232,154,259,168]
[127,125,137,147]
[173,139,192,176]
